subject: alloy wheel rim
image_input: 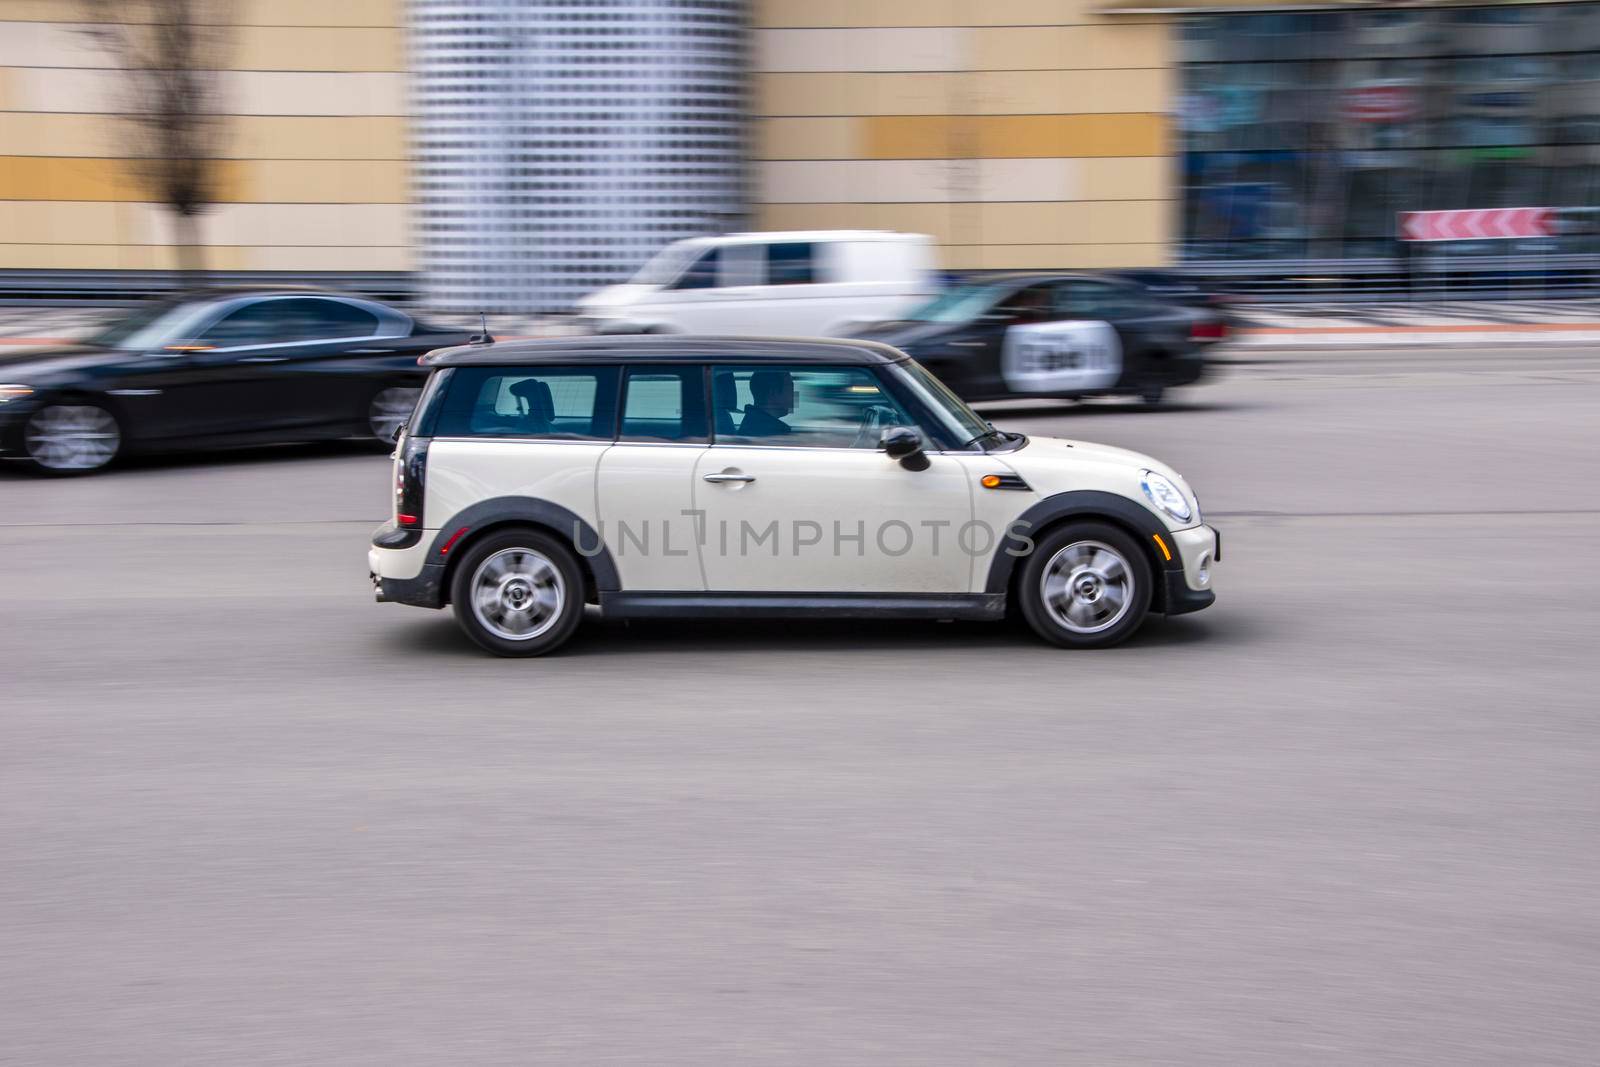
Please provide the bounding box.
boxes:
[470,548,564,640]
[369,387,421,441]
[25,405,120,471]
[1040,539,1134,634]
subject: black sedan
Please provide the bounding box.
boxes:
[850,272,1227,406]
[0,288,471,473]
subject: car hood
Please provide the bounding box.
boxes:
[999,434,1201,529]
[0,344,131,380]
[576,283,662,312]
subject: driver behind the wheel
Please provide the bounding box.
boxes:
[739,370,795,437]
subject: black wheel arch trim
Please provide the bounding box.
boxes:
[985,490,1185,609]
[427,496,621,593]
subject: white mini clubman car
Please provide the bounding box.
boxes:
[369,337,1218,657]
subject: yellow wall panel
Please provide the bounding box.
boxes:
[754,0,1129,29]
[756,202,960,244]
[228,116,408,160]
[240,160,408,203]
[971,24,1170,71]
[0,113,407,159]
[235,0,402,27]
[0,157,406,203]
[755,118,861,161]
[972,68,1171,115]
[0,1,400,25]
[234,26,404,72]
[860,116,966,160]
[756,73,958,117]
[1083,199,1172,244]
[0,157,248,202]
[1081,156,1173,201]
[861,116,1167,160]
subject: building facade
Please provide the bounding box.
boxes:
[0,0,410,278]
[1,0,1595,307]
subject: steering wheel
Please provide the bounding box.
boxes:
[850,405,893,450]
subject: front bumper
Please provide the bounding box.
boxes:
[1163,523,1219,616]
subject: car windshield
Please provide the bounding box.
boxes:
[81,299,196,349]
[900,283,1009,323]
[629,242,710,286]
[896,359,998,447]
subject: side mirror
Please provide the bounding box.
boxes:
[391,423,406,444]
[881,426,930,471]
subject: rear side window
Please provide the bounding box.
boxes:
[620,367,708,443]
[430,366,619,440]
[764,242,815,286]
[202,297,378,346]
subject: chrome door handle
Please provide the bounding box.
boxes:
[703,472,755,483]
[949,341,985,348]
[241,355,288,363]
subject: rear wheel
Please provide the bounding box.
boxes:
[368,385,421,444]
[1018,522,1152,649]
[22,402,121,474]
[449,529,585,657]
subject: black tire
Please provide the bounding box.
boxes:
[1017,521,1153,649]
[20,400,122,475]
[449,528,586,657]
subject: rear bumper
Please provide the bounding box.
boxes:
[372,565,446,608]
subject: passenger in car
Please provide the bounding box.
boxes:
[738,370,795,437]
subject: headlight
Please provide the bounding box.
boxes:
[1141,470,1193,523]
[0,384,34,403]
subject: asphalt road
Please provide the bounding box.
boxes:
[4,346,1599,1065]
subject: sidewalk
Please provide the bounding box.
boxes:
[3,301,1599,350]
[1230,298,1600,348]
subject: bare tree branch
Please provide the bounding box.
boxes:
[80,0,235,279]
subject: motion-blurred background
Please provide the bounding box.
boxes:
[3,0,1598,310]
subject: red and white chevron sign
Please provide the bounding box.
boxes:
[1399,208,1552,242]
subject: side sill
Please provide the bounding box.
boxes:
[600,592,1006,621]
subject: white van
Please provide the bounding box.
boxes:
[574,231,938,338]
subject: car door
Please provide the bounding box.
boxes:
[920,282,1055,400]
[201,296,395,434]
[997,280,1135,396]
[694,363,972,593]
[595,365,710,591]
[125,297,311,441]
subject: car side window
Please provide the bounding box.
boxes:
[1052,282,1140,320]
[430,365,620,440]
[202,298,379,346]
[712,364,915,449]
[765,242,815,286]
[619,367,708,443]
[671,249,721,290]
[993,284,1054,323]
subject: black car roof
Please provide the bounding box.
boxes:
[963,271,1136,287]
[421,336,909,368]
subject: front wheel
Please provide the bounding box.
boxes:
[449,529,585,657]
[22,402,122,474]
[367,385,421,444]
[1017,522,1153,649]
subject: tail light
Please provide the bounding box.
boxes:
[394,434,428,528]
[1190,320,1229,342]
